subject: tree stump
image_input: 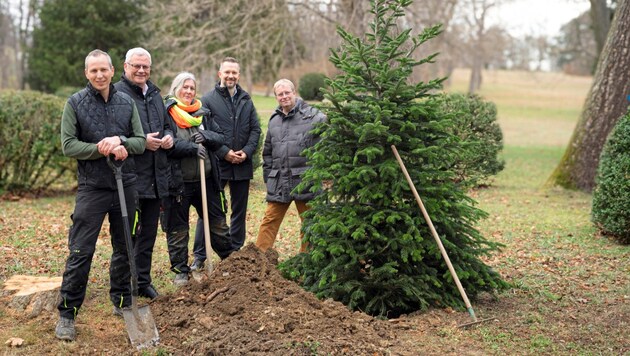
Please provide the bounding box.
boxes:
[2,275,62,318]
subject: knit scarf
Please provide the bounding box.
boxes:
[169,98,203,128]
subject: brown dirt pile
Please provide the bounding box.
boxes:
[151,244,403,355]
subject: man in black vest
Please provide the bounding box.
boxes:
[196,57,261,268]
[114,47,173,300]
[55,49,146,341]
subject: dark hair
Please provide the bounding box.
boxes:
[219,57,239,71]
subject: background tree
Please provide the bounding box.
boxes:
[0,0,17,88]
[144,0,298,94]
[549,0,630,191]
[27,0,144,93]
[554,10,598,75]
[281,0,507,317]
[461,0,512,93]
[590,0,613,56]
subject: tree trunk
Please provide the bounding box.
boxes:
[468,57,483,94]
[590,0,611,55]
[2,275,62,318]
[549,0,630,192]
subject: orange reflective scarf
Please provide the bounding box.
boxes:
[169,98,203,128]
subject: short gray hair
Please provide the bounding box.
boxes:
[84,49,112,69]
[273,79,295,95]
[169,72,197,97]
[125,47,152,65]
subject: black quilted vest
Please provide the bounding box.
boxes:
[68,84,137,190]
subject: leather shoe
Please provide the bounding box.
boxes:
[138,285,159,300]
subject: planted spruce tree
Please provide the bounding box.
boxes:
[280,0,508,317]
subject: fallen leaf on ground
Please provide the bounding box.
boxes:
[5,337,24,347]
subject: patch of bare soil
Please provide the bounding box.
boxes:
[151,244,407,355]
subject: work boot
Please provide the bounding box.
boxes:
[113,306,124,318]
[138,284,159,300]
[55,317,76,341]
[190,259,204,272]
[173,272,189,287]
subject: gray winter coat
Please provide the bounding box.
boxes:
[262,98,326,203]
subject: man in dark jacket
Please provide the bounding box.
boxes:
[55,49,146,341]
[113,47,173,300]
[255,79,326,253]
[197,57,261,267]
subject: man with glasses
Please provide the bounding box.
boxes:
[255,79,326,253]
[114,47,173,301]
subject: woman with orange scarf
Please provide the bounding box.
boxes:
[162,72,234,286]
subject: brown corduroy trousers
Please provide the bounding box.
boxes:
[255,200,310,252]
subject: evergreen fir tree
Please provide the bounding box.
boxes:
[280,0,508,317]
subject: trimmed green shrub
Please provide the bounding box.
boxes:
[435,93,505,188]
[0,90,74,194]
[280,0,507,318]
[54,86,83,99]
[592,109,630,244]
[298,73,327,101]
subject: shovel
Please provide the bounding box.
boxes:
[198,157,214,277]
[391,145,493,327]
[107,155,160,349]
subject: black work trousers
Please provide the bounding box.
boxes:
[58,185,137,320]
[133,197,160,289]
[162,179,233,274]
[194,178,250,259]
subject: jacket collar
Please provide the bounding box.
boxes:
[275,98,305,118]
[120,74,160,97]
[215,81,244,99]
[86,82,116,102]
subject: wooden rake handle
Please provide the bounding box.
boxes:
[391,145,477,322]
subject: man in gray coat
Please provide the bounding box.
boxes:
[255,79,326,253]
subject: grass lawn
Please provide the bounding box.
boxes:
[0,68,628,354]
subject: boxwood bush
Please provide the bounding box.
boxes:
[298,72,327,101]
[435,92,505,188]
[592,109,630,244]
[0,90,74,194]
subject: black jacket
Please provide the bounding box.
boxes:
[164,97,225,194]
[114,75,172,199]
[201,83,261,181]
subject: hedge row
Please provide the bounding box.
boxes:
[0,90,74,194]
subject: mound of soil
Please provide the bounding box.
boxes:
[151,244,403,355]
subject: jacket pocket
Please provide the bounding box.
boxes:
[267,169,279,195]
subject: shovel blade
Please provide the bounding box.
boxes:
[123,305,160,350]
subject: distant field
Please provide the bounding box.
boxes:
[447,68,592,147]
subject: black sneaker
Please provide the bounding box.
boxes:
[190,259,205,271]
[55,317,76,341]
[138,285,159,300]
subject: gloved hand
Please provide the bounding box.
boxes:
[191,132,205,144]
[196,144,208,159]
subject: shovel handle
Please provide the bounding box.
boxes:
[199,158,213,274]
[391,145,477,322]
[107,154,140,299]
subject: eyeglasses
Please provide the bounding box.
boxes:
[276,91,293,98]
[126,63,151,71]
